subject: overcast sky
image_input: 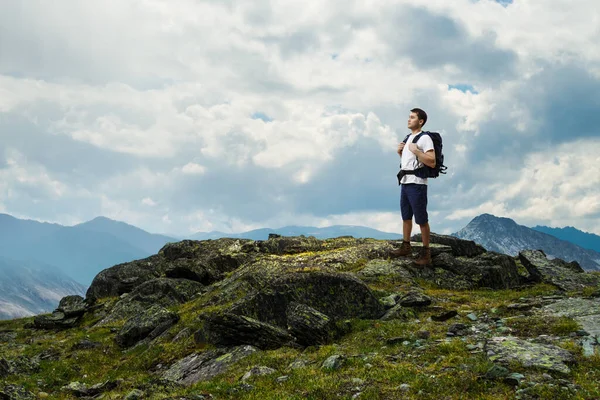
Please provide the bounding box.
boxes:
[1,0,599,236]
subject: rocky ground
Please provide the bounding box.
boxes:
[1,233,599,399]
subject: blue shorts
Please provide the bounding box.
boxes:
[400,183,428,225]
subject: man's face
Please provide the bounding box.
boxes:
[408,112,422,130]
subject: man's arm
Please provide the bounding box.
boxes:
[416,149,436,168]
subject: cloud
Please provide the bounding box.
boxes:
[0,0,599,237]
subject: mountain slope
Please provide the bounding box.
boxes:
[453,214,600,271]
[0,256,86,320]
[74,216,177,254]
[189,225,403,241]
[532,225,600,253]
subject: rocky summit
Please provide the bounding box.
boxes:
[1,233,600,399]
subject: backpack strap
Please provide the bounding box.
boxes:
[402,134,410,143]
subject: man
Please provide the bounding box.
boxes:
[390,108,436,265]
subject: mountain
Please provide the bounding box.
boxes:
[0,256,86,320]
[0,215,177,288]
[74,216,176,254]
[532,225,600,253]
[453,214,600,271]
[189,225,403,241]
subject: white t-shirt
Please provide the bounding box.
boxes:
[400,131,435,185]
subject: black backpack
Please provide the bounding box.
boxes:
[397,131,447,184]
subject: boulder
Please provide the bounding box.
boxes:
[115,305,180,348]
[286,302,338,346]
[56,295,88,318]
[95,278,204,326]
[0,384,36,400]
[485,336,576,374]
[32,311,81,330]
[162,345,258,386]
[199,312,297,350]
[225,268,385,328]
[519,250,599,291]
[422,251,524,290]
[411,233,486,257]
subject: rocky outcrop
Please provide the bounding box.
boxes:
[31,295,91,330]
[519,250,599,291]
[485,336,576,374]
[198,312,297,350]
[412,232,486,257]
[95,278,204,326]
[115,304,180,348]
[162,345,258,386]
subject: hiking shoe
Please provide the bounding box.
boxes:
[414,246,432,266]
[390,241,412,257]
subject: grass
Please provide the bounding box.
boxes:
[1,281,598,399]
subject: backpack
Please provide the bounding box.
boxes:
[397,131,447,184]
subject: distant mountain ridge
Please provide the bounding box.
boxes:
[453,214,600,271]
[532,225,600,253]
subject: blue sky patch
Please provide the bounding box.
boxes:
[251,112,273,122]
[449,84,478,94]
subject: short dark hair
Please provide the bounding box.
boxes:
[410,108,427,127]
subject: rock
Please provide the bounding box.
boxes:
[357,259,415,282]
[172,327,193,343]
[380,304,416,321]
[485,337,576,374]
[321,355,344,370]
[0,356,40,378]
[71,339,101,350]
[124,389,145,400]
[542,298,600,337]
[398,383,411,392]
[466,313,478,321]
[276,375,289,382]
[581,336,596,357]
[115,304,180,348]
[288,360,308,369]
[504,373,525,386]
[240,366,276,381]
[61,379,121,397]
[286,302,338,346]
[386,337,410,345]
[162,345,258,386]
[0,330,17,343]
[430,252,524,290]
[56,295,88,318]
[448,323,469,337]
[411,233,486,257]
[85,238,255,301]
[417,330,431,339]
[32,310,81,330]
[226,269,386,328]
[483,365,509,380]
[95,277,204,326]
[518,250,599,291]
[399,292,432,307]
[379,294,399,309]
[0,384,36,400]
[200,312,297,350]
[431,310,458,322]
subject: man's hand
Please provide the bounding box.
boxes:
[408,143,419,153]
[397,142,406,155]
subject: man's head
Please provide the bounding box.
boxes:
[408,108,427,130]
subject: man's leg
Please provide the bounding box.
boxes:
[413,185,432,266]
[403,219,413,242]
[419,222,430,247]
[390,185,414,257]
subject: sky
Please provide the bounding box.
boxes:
[1,0,599,236]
